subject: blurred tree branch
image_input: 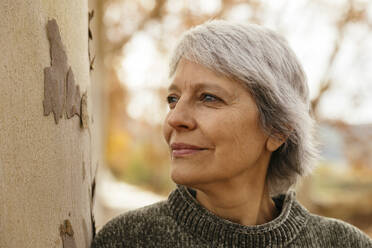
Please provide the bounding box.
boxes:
[109,0,166,55]
[311,0,371,117]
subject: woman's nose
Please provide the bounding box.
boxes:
[166,101,196,131]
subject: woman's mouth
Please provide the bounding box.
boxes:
[172,149,203,157]
[170,142,207,158]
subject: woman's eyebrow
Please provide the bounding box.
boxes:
[194,82,230,95]
[168,82,231,95]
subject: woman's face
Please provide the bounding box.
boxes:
[163,58,277,188]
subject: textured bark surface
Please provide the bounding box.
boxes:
[0,1,99,247]
[88,0,108,235]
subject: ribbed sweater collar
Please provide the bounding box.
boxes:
[168,185,310,247]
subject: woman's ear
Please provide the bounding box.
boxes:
[266,133,287,152]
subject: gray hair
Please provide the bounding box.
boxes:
[169,20,319,196]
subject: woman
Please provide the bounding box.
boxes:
[92,20,372,247]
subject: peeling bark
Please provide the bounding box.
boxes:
[66,68,81,119]
[43,18,88,126]
[82,161,86,181]
[81,92,89,129]
[88,10,95,71]
[60,220,77,248]
[43,19,68,124]
[90,176,96,238]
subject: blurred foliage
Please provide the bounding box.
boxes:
[299,162,372,237]
[105,120,174,195]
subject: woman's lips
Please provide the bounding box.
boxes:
[172,148,203,157]
[170,142,207,158]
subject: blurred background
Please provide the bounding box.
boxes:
[92,0,372,237]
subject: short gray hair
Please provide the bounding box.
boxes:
[169,20,319,196]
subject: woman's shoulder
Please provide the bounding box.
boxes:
[307,213,368,234]
[302,212,372,247]
[91,200,174,247]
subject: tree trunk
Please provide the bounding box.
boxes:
[0,1,100,247]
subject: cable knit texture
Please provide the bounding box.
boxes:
[92,185,372,247]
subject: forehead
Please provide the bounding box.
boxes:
[168,58,242,93]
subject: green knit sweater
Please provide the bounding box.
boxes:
[91,185,372,247]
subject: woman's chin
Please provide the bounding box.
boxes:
[170,169,190,185]
[170,168,202,187]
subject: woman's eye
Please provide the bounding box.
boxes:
[201,93,221,102]
[167,95,178,103]
[166,95,178,108]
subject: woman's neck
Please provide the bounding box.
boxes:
[194,181,278,226]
